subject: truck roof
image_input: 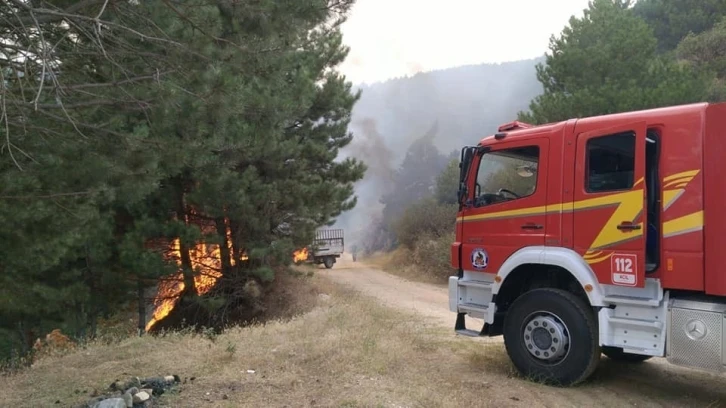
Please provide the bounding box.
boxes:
[480,102,716,145]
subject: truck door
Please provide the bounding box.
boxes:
[572,121,647,288]
[460,138,549,275]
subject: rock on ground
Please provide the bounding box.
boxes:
[92,398,126,408]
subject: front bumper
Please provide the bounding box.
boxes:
[448,275,495,323]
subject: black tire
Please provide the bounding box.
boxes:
[503,288,600,386]
[323,257,334,269]
[601,346,652,363]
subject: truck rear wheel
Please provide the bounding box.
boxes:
[502,288,600,386]
[601,346,652,363]
[323,257,334,269]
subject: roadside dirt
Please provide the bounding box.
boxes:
[319,255,726,408]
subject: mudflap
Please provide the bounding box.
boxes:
[454,312,484,337]
[455,312,466,331]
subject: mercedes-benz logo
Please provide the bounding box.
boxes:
[685,319,708,340]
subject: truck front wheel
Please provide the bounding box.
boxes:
[502,288,600,386]
[323,257,334,269]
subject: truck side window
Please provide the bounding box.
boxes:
[586,131,635,193]
[474,146,539,207]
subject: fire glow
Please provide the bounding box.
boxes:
[293,247,309,263]
[146,234,309,331]
[145,238,227,331]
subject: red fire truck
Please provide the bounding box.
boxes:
[449,101,726,385]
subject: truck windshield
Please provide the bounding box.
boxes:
[473,146,539,207]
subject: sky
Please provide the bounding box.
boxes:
[338,0,592,85]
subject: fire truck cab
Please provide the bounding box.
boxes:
[449,102,726,385]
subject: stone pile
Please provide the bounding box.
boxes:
[78,375,181,408]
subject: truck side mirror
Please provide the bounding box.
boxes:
[457,181,468,206]
[458,146,476,206]
[459,148,473,183]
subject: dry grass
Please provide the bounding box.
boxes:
[4,268,726,408]
[363,249,449,286]
[0,270,517,408]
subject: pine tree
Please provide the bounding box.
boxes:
[633,0,726,53]
[136,0,366,326]
[380,121,448,225]
[676,17,726,102]
[435,159,460,205]
[518,0,710,124]
[0,0,177,356]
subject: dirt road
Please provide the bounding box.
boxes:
[319,256,726,408]
[318,255,489,335]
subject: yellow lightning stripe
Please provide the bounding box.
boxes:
[456,170,703,265]
[573,189,643,251]
[662,190,683,210]
[456,192,636,224]
[663,170,699,187]
[662,170,699,210]
[455,205,549,222]
[584,252,613,264]
[663,211,703,238]
[583,250,603,258]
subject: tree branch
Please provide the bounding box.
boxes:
[51,71,174,91]
[1,0,108,28]
[17,98,154,110]
[0,191,92,200]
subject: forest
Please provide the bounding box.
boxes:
[1,0,726,365]
[0,0,365,364]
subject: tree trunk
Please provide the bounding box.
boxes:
[88,312,98,340]
[18,322,32,355]
[179,240,197,297]
[229,219,241,266]
[174,176,197,297]
[83,242,98,340]
[137,279,146,336]
[215,217,233,275]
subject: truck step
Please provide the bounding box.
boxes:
[608,316,663,329]
[458,280,493,290]
[603,295,660,307]
[458,303,489,319]
[455,329,482,337]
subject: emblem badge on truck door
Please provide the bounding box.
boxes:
[471,248,489,270]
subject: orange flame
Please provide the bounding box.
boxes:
[145,239,224,331]
[293,247,309,263]
[146,222,248,331]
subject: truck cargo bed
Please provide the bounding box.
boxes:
[312,229,344,257]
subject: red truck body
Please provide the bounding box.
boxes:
[449,102,726,385]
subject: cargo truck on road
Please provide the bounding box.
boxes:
[295,229,344,269]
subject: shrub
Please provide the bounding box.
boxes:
[393,199,458,250]
[411,232,456,279]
